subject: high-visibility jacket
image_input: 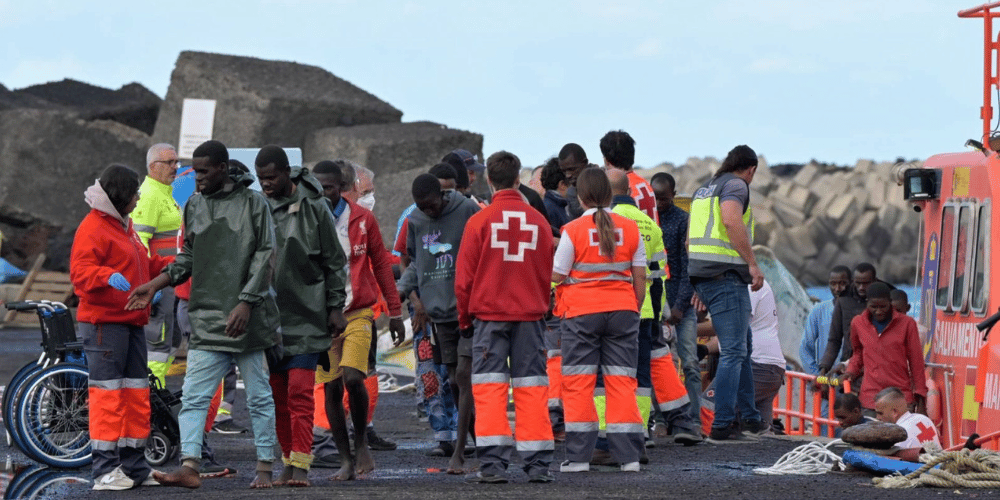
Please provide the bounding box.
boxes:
[627,171,658,224]
[612,199,667,320]
[132,176,182,258]
[687,173,755,281]
[555,209,642,318]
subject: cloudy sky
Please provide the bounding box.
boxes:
[0,0,990,168]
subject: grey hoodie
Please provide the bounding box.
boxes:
[404,191,480,323]
[84,180,127,226]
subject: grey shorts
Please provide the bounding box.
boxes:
[432,321,472,366]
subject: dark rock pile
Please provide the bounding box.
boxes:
[0,51,482,273]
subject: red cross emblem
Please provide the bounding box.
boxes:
[490,211,538,262]
[588,228,624,247]
[916,421,937,443]
[633,182,656,220]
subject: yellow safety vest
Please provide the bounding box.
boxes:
[132,176,182,257]
[612,201,667,320]
[688,173,754,279]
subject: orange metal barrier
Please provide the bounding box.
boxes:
[946,429,1000,451]
[771,370,850,438]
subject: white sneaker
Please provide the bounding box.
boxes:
[92,466,135,491]
[621,462,640,472]
[559,460,590,473]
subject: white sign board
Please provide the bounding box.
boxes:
[178,98,217,159]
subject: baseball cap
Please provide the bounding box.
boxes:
[442,149,485,173]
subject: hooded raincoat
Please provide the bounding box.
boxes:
[71,180,170,325]
[266,167,347,356]
[163,168,281,352]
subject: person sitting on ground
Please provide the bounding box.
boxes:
[833,393,874,430]
[841,283,927,415]
[874,387,940,462]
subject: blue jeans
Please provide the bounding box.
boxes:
[673,306,702,428]
[693,273,760,429]
[180,349,277,463]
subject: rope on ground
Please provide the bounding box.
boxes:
[873,449,1000,489]
[753,440,845,475]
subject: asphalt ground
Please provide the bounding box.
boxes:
[0,325,993,499]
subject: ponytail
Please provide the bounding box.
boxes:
[593,209,616,258]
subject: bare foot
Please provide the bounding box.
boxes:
[286,466,310,487]
[332,462,356,481]
[250,471,273,489]
[355,446,375,475]
[273,466,293,487]
[447,452,465,474]
[154,466,201,489]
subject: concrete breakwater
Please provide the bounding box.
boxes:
[635,157,922,286]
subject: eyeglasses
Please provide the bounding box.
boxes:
[154,159,180,166]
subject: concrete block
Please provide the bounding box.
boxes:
[854,159,874,173]
[786,225,820,258]
[787,184,817,214]
[772,199,807,227]
[152,51,402,152]
[793,162,820,186]
[304,121,483,177]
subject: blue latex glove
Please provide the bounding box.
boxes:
[108,273,131,292]
[152,290,162,306]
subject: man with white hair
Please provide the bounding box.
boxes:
[131,143,182,384]
[348,164,376,211]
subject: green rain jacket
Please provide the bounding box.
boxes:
[164,168,281,352]
[267,167,347,356]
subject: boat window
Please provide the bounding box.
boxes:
[971,203,990,314]
[937,205,955,310]
[952,205,972,311]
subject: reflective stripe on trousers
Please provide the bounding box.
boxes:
[471,320,553,476]
[561,311,643,464]
[81,322,152,481]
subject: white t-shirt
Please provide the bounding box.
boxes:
[553,208,646,275]
[749,281,785,368]
[895,411,941,450]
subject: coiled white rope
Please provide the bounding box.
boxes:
[753,440,845,475]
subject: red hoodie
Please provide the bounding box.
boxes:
[344,200,402,317]
[70,205,169,326]
[455,189,554,330]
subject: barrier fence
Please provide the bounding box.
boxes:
[771,370,850,438]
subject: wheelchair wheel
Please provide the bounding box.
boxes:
[13,468,89,499]
[16,363,91,468]
[144,430,174,467]
[4,360,42,452]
